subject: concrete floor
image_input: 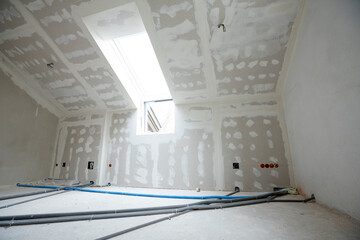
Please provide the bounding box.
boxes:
[0,185,359,240]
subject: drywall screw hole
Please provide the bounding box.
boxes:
[109,164,112,167]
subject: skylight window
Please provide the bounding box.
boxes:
[83,2,174,134]
[113,33,171,101]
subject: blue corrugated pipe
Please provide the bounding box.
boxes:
[16,183,285,200]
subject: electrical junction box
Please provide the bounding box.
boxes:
[88,161,94,170]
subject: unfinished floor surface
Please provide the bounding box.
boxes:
[0,186,359,240]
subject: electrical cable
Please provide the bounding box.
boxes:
[226,189,240,196]
[16,183,284,200]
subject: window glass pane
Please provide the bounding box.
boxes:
[145,100,174,133]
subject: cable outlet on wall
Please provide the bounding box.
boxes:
[233,163,239,169]
[88,161,94,170]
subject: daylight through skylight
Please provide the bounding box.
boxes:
[114,32,171,101]
[83,2,174,134]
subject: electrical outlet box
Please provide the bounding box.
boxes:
[88,161,94,170]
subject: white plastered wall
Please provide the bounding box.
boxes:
[0,65,58,185]
[283,0,360,220]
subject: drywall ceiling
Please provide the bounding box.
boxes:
[0,0,300,117]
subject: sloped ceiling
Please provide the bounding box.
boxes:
[0,0,300,117]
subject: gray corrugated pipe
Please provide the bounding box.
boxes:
[96,195,315,240]
[0,196,274,227]
[0,183,93,201]
[0,186,65,201]
[0,190,284,221]
[0,183,94,209]
[0,191,66,209]
[0,191,312,227]
[96,210,192,240]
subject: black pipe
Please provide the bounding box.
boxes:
[0,190,286,221]
[226,189,240,196]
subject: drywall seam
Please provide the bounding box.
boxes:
[11,0,107,110]
[61,109,107,119]
[53,125,67,178]
[220,111,279,120]
[96,123,106,185]
[275,0,306,187]
[0,53,64,118]
[176,92,278,106]
[60,119,105,128]
[220,105,278,116]
[193,0,217,99]
[213,104,224,190]
[96,93,278,117]
[98,111,110,185]
[50,122,62,178]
